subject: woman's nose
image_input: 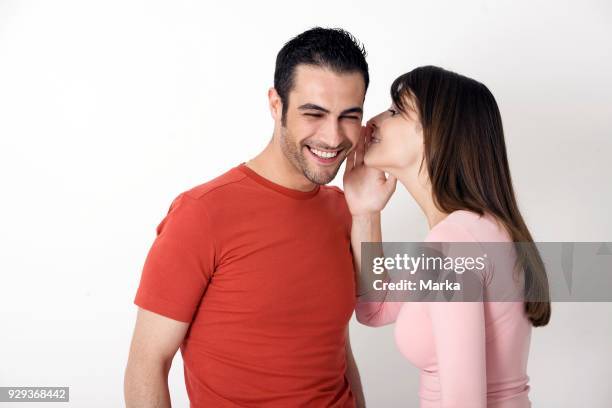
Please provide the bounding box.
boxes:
[367,110,388,129]
[366,116,378,130]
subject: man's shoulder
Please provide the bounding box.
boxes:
[321,184,345,197]
[321,184,349,206]
[321,185,351,215]
[181,164,248,201]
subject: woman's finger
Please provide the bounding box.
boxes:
[344,148,355,174]
[355,126,367,166]
[364,124,373,151]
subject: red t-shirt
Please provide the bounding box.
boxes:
[134,163,356,407]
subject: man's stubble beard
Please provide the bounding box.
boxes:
[279,125,343,185]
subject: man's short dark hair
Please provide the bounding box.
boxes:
[274,27,369,124]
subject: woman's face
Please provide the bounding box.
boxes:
[364,98,424,175]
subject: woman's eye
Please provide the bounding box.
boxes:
[388,109,397,117]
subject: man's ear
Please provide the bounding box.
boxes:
[268,87,283,122]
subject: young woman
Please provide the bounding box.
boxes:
[343,65,550,407]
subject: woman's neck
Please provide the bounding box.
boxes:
[395,168,449,230]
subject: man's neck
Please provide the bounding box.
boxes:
[246,139,317,192]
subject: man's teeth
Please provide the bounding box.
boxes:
[310,147,339,159]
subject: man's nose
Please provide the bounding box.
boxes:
[318,118,344,148]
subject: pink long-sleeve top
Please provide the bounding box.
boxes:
[356,210,532,408]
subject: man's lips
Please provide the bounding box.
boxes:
[304,145,344,164]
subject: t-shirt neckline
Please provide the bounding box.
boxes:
[236,162,321,200]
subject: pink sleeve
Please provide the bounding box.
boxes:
[425,221,487,407]
[427,301,487,407]
[355,300,402,327]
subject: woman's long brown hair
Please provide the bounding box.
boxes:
[391,65,551,326]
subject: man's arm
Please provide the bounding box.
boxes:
[345,327,366,408]
[124,308,190,408]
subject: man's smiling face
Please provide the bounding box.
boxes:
[279,64,366,185]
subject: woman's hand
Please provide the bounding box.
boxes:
[343,125,397,216]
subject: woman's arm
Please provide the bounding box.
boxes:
[425,220,488,407]
[428,301,487,407]
[343,126,399,327]
[351,213,403,327]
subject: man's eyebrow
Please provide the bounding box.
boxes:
[340,107,363,115]
[297,104,363,116]
[298,103,330,113]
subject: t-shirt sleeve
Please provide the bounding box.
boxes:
[134,192,216,323]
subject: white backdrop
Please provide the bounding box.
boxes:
[1,0,611,406]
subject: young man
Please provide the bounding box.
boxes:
[125,27,368,407]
